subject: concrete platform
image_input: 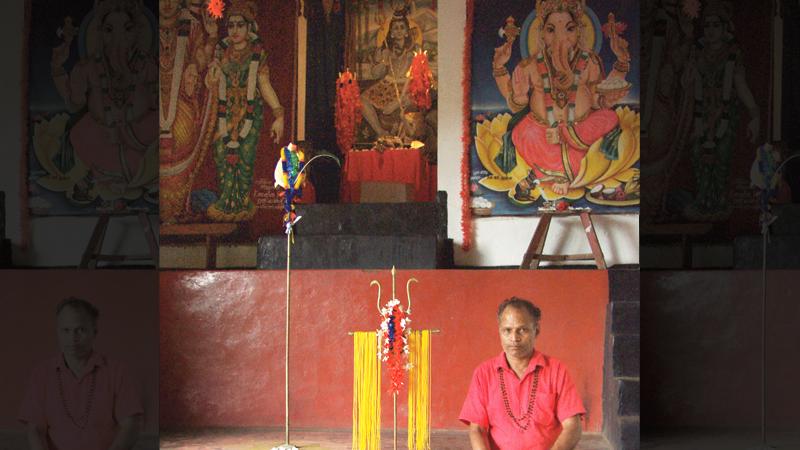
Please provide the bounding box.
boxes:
[642,428,800,450]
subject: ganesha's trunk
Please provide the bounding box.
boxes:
[107,46,129,76]
[552,43,575,88]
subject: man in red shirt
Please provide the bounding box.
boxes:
[18,297,143,450]
[459,297,585,450]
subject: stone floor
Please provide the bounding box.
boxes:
[641,428,800,450]
[160,428,612,450]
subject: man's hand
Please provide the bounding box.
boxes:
[108,414,142,450]
[25,423,49,450]
[271,117,284,145]
[468,423,490,450]
[551,415,582,450]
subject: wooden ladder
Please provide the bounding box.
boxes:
[520,210,607,269]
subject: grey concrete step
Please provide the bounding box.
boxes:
[734,235,800,268]
[294,202,446,237]
[257,234,451,269]
[290,191,447,237]
[1,191,5,240]
[0,239,10,267]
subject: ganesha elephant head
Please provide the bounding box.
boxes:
[85,0,153,71]
[537,0,584,90]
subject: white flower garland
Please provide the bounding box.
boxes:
[217,34,259,150]
[378,298,411,365]
[159,10,191,135]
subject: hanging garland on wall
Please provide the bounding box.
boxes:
[460,0,476,251]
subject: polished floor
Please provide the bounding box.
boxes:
[641,429,800,450]
[160,428,612,450]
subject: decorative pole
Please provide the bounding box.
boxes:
[753,151,798,450]
[374,266,416,450]
[748,142,798,450]
[357,268,438,450]
[391,267,397,450]
[285,225,291,446]
[272,144,339,450]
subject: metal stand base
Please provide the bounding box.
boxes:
[271,444,299,450]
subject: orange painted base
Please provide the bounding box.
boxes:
[159,270,608,431]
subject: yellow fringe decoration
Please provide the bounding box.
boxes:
[408,330,431,450]
[353,331,381,450]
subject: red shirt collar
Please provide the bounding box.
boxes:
[494,350,548,376]
[51,351,106,372]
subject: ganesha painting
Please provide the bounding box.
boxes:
[469,0,640,216]
[28,0,158,214]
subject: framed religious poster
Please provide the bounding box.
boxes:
[25,0,158,215]
[466,0,640,217]
[640,0,772,237]
[159,0,297,239]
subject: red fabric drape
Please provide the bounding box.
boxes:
[340,149,434,202]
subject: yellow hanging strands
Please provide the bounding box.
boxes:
[407,330,431,450]
[353,331,381,450]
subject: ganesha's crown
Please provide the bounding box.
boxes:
[535,0,585,20]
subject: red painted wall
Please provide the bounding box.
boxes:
[642,270,800,429]
[159,270,608,431]
[0,270,159,433]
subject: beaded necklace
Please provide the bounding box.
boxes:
[498,366,541,431]
[693,42,737,146]
[56,366,97,429]
[536,49,590,126]
[216,36,261,149]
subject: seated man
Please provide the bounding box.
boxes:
[18,297,143,450]
[460,297,585,450]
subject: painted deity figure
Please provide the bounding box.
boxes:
[682,1,759,221]
[361,6,423,140]
[204,0,285,222]
[50,0,158,207]
[639,0,695,220]
[492,0,630,196]
[159,0,218,223]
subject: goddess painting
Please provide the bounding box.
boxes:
[204,0,285,222]
[682,0,759,221]
[46,0,158,209]
[158,0,217,224]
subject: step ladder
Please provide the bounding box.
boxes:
[79,211,158,268]
[520,209,606,269]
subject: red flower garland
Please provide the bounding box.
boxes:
[380,299,410,396]
[408,51,433,110]
[335,69,362,154]
[461,0,475,251]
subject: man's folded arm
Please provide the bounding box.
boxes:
[468,422,491,450]
[25,422,49,450]
[551,414,582,450]
[108,413,143,450]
